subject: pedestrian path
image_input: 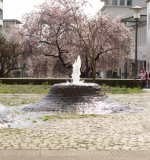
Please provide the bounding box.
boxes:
[142,88,150,91]
[0,150,150,160]
[0,92,150,152]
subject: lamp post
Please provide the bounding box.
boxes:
[129,6,144,78]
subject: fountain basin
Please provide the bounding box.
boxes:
[22,83,107,113]
[21,83,145,114]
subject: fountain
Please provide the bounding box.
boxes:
[0,55,146,129]
[71,55,83,84]
[21,55,145,114]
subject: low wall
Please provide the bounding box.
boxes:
[0,78,143,88]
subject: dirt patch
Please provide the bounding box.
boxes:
[0,90,150,107]
[0,93,47,106]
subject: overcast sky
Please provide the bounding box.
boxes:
[3,0,104,21]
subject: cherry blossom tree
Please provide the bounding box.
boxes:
[11,0,90,78]
[11,0,133,82]
[69,11,134,82]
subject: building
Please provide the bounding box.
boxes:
[3,19,21,40]
[146,0,150,76]
[127,16,147,78]
[100,0,147,78]
[0,0,3,30]
[101,0,147,19]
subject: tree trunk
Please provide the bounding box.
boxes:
[125,60,127,79]
[85,55,89,78]
[92,61,96,83]
[81,71,86,78]
[80,54,91,78]
[93,68,96,83]
[0,66,4,77]
[0,72,4,77]
[91,67,93,78]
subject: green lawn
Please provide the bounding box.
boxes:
[0,81,145,94]
[0,82,50,94]
[101,85,145,94]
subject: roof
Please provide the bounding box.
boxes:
[121,15,147,26]
[3,19,22,24]
[121,15,147,23]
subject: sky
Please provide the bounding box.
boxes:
[3,0,104,21]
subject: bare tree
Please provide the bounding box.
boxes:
[0,33,21,77]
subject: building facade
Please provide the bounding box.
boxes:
[3,19,21,40]
[100,0,147,78]
[101,0,147,19]
[128,21,147,78]
[146,0,150,76]
[0,0,3,30]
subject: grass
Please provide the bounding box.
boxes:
[36,114,109,121]
[13,110,20,114]
[101,84,145,94]
[0,81,51,94]
[0,82,145,94]
[0,82,146,107]
[22,112,28,114]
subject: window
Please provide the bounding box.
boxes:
[142,30,144,44]
[3,22,5,28]
[0,9,3,20]
[127,0,132,6]
[120,0,125,5]
[140,30,141,44]
[144,29,145,44]
[146,30,147,44]
[112,0,117,5]
[4,22,9,28]
[149,14,150,28]
[138,30,139,44]
[5,30,9,33]
[105,0,110,5]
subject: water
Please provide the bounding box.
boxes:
[71,55,83,84]
[0,103,60,129]
[0,99,146,129]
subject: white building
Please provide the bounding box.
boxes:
[3,19,21,40]
[100,0,147,78]
[0,0,3,30]
[129,18,147,78]
[101,0,147,19]
[146,0,150,76]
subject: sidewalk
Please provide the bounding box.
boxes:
[142,88,150,91]
[0,150,150,160]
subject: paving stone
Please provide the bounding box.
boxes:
[1,93,150,150]
[30,147,40,149]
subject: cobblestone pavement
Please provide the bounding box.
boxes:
[0,91,150,150]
